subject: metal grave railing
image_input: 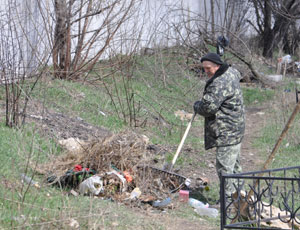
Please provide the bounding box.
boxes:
[220,166,300,230]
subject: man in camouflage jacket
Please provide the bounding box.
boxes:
[193,52,245,197]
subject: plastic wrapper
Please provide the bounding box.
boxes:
[79,175,103,195]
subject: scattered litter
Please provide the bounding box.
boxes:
[194,206,218,218]
[265,74,283,82]
[36,130,199,211]
[139,195,156,203]
[130,187,142,199]
[123,171,133,183]
[58,138,87,152]
[67,218,80,229]
[295,62,300,72]
[29,114,44,120]
[152,197,171,208]
[111,222,119,227]
[188,198,209,209]
[13,215,26,223]
[185,178,191,187]
[77,92,86,99]
[47,165,96,188]
[20,173,40,189]
[70,189,79,196]
[208,163,214,168]
[76,117,84,121]
[79,175,103,196]
[280,55,292,64]
[98,110,106,116]
[104,170,127,193]
[195,177,209,191]
[179,190,189,202]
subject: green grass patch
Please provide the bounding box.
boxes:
[0,186,166,229]
[252,109,300,169]
[0,124,61,176]
[242,87,275,106]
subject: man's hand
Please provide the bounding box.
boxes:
[193,101,202,114]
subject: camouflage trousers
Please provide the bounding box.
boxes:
[216,143,242,197]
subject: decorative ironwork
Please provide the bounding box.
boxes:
[296,88,300,103]
[220,166,300,230]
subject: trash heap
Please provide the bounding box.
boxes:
[37,130,189,208]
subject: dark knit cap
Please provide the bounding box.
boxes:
[200,52,223,65]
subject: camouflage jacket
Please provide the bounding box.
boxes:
[197,64,245,150]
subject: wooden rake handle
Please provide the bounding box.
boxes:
[170,113,196,171]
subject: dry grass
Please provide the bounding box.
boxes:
[36,130,149,177]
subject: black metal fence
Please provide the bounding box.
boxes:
[220,166,300,230]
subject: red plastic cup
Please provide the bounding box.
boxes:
[179,190,189,202]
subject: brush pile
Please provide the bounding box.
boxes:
[37,130,149,177]
[37,130,186,206]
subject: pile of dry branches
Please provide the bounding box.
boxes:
[35,130,185,203]
[37,130,149,178]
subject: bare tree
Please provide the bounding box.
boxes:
[49,0,139,79]
[210,0,216,37]
[160,1,251,57]
[0,0,51,127]
[152,1,272,86]
[248,0,300,58]
[195,0,250,38]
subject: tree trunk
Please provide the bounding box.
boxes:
[262,0,273,58]
[53,0,68,79]
[210,0,215,37]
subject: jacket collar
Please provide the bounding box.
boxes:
[205,63,229,90]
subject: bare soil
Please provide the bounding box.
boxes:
[25,100,112,141]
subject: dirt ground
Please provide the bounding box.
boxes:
[20,92,276,230]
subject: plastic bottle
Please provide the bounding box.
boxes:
[152,197,171,207]
[194,207,218,218]
[188,198,209,208]
[20,173,40,188]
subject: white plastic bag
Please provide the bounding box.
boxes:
[106,170,127,192]
[194,207,218,218]
[188,198,209,208]
[295,62,300,72]
[281,55,292,64]
[79,175,103,195]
